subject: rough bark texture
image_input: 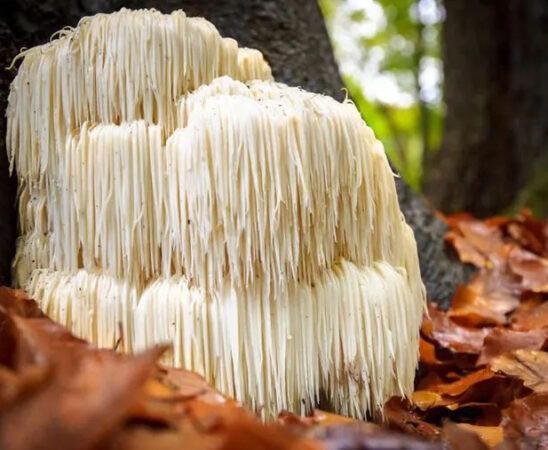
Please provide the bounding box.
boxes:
[426,0,548,217]
[0,0,470,307]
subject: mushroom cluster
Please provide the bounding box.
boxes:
[8,9,425,419]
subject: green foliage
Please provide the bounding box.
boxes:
[319,0,444,192]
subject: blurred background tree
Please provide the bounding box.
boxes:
[320,0,548,217]
[320,0,444,192]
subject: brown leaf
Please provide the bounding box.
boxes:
[477,329,548,366]
[446,217,509,268]
[441,422,489,450]
[491,350,548,393]
[454,424,503,448]
[313,423,442,450]
[0,287,45,319]
[501,393,548,450]
[411,391,450,411]
[0,347,163,450]
[446,231,489,268]
[384,397,440,440]
[508,247,548,293]
[510,297,548,331]
[422,402,502,427]
[505,209,548,256]
[449,271,520,326]
[423,304,490,354]
[419,338,473,373]
[429,369,496,397]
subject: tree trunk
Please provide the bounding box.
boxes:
[425,0,548,217]
[0,0,470,308]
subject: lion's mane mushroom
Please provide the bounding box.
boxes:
[8,9,426,419]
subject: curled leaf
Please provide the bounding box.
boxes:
[477,328,548,366]
[491,350,548,393]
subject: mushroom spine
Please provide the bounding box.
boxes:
[8,8,426,419]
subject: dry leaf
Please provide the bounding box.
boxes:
[501,393,548,450]
[449,274,519,327]
[454,424,503,448]
[510,298,548,331]
[313,423,442,450]
[446,232,489,268]
[442,422,504,450]
[491,350,548,393]
[507,247,548,293]
[384,397,440,440]
[441,422,488,450]
[423,304,490,354]
[505,209,548,257]
[411,391,449,411]
[446,217,509,268]
[429,369,496,397]
[477,328,548,366]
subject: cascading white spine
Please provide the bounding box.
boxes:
[8,9,426,420]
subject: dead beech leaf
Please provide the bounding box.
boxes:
[510,298,548,331]
[507,247,548,293]
[384,397,440,440]
[419,338,471,372]
[420,338,442,366]
[507,223,546,257]
[155,366,231,405]
[505,209,548,256]
[0,287,45,319]
[441,422,488,450]
[501,393,548,450]
[446,231,489,268]
[277,409,356,429]
[411,391,449,411]
[491,350,548,393]
[447,218,509,267]
[308,409,356,426]
[449,275,519,327]
[423,304,490,354]
[313,423,442,450]
[0,347,162,450]
[477,328,548,366]
[429,368,495,397]
[454,424,503,448]
[422,402,502,427]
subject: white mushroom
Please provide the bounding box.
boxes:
[8,8,426,419]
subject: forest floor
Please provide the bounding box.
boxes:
[0,210,546,450]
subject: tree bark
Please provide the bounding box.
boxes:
[425,0,548,217]
[0,0,470,307]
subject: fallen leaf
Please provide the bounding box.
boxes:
[447,218,509,268]
[501,393,548,450]
[505,209,548,256]
[411,391,448,411]
[477,328,548,366]
[313,423,442,449]
[384,397,440,440]
[0,347,163,450]
[449,273,519,326]
[429,369,495,397]
[510,297,548,331]
[455,424,503,448]
[419,338,471,373]
[442,422,489,450]
[423,304,490,354]
[491,350,548,393]
[508,247,548,293]
[422,402,501,427]
[446,231,489,268]
[308,409,356,426]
